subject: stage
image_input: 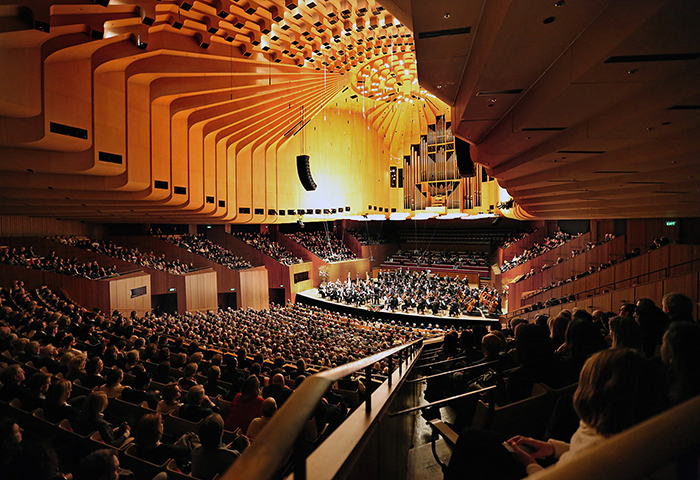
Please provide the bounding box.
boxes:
[296,288,501,329]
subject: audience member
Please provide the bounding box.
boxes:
[191,414,243,480]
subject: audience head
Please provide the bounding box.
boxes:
[186,385,206,406]
[515,324,553,366]
[135,413,163,448]
[609,316,642,350]
[618,303,636,317]
[240,375,261,401]
[161,383,181,405]
[271,373,285,385]
[574,348,665,436]
[662,292,695,323]
[86,356,104,376]
[563,318,607,360]
[0,364,25,386]
[81,391,109,418]
[0,417,22,449]
[47,378,72,406]
[480,333,502,357]
[183,362,198,378]
[199,414,225,449]
[27,371,51,396]
[104,368,123,387]
[261,397,277,418]
[661,321,700,404]
[207,365,221,383]
[75,449,120,480]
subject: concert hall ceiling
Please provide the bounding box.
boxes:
[407,0,700,219]
[0,0,699,222]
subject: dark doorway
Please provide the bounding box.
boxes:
[269,288,286,306]
[152,293,178,315]
[218,292,237,310]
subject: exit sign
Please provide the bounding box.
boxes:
[666,221,677,226]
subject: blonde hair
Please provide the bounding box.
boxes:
[574,348,665,436]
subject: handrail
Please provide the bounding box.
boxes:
[529,394,700,480]
[389,385,497,416]
[408,360,500,383]
[415,354,470,369]
[506,254,700,319]
[221,338,423,480]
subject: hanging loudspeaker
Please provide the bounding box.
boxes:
[456,139,476,178]
[297,155,317,191]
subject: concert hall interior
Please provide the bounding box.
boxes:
[0,0,700,480]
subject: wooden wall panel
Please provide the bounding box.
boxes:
[327,258,371,284]
[647,246,671,282]
[108,272,151,316]
[627,254,650,286]
[184,269,218,312]
[0,263,111,314]
[635,282,663,303]
[0,216,101,238]
[669,245,699,277]
[238,266,269,310]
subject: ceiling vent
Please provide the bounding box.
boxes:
[417,26,471,40]
[605,53,700,63]
[476,89,523,96]
[521,127,566,132]
[668,105,700,110]
[557,150,606,154]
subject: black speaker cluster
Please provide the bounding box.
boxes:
[456,139,476,178]
[296,154,317,191]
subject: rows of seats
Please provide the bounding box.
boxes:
[0,279,436,479]
[51,235,197,275]
[161,234,252,271]
[397,228,512,245]
[0,244,118,280]
[501,231,583,272]
[232,232,302,266]
[288,232,357,263]
[345,228,389,245]
[419,298,699,477]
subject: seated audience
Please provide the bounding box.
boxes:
[134,412,193,468]
[288,231,356,263]
[96,368,127,397]
[156,383,183,415]
[246,397,277,441]
[262,373,293,407]
[163,234,252,270]
[661,321,700,405]
[192,414,243,480]
[74,392,131,447]
[224,376,264,433]
[234,232,302,265]
[44,379,78,424]
[445,348,667,479]
[662,292,696,323]
[74,449,122,480]
[179,385,220,423]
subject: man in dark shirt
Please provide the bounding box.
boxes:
[262,373,293,407]
[179,385,220,422]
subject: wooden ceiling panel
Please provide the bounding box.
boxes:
[398,0,700,218]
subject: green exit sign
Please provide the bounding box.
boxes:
[666,221,677,226]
